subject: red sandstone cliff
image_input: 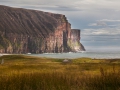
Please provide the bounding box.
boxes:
[0,5,85,54]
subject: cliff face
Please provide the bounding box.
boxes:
[0,5,85,54]
[68,29,85,52]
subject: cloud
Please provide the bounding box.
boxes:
[0,0,78,7]
[81,31,120,51]
[1,0,120,12]
[0,0,83,12]
[89,21,107,26]
[99,19,120,22]
[81,34,120,41]
[39,5,81,11]
[108,25,118,27]
[17,4,82,11]
[88,19,120,29]
[81,27,120,35]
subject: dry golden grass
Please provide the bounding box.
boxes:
[0,55,120,90]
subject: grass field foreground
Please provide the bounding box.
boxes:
[0,55,120,90]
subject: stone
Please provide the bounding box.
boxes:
[63,59,71,63]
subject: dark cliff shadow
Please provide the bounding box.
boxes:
[55,42,58,53]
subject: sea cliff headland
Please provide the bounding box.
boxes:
[0,5,85,54]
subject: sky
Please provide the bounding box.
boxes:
[0,0,120,52]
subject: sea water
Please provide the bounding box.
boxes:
[27,51,120,59]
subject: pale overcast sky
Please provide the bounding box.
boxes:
[0,0,120,51]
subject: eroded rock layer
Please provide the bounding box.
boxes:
[0,5,85,54]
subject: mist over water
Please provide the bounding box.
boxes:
[28,51,120,59]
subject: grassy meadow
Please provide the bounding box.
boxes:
[0,55,120,90]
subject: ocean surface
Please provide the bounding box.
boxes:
[27,51,120,59]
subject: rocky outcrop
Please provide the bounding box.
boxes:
[68,29,85,52]
[0,5,85,54]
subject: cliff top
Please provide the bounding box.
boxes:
[0,5,68,37]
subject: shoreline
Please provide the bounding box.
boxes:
[0,54,120,60]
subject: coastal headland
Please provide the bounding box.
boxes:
[0,5,85,54]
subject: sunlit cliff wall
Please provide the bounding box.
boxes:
[0,5,85,53]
